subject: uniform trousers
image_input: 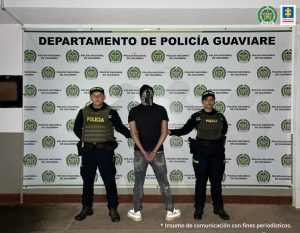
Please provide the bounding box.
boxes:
[80,148,118,209]
[192,144,225,210]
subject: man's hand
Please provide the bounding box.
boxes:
[148,151,157,161]
[141,150,151,161]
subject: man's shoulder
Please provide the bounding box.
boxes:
[152,103,166,111]
[129,104,142,113]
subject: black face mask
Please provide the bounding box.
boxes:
[140,88,154,106]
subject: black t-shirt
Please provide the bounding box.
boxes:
[128,103,169,151]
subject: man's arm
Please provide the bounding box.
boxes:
[129,120,149,159]
[153,120,168,153]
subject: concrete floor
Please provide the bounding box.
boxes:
[0,203,299,233]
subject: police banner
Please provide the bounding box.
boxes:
[23,30,292,188]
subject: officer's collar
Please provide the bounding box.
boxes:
[90,102,107,111]
[201,108,217,114]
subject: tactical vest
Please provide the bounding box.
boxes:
[81,106,114,143]
[196,111,223,140]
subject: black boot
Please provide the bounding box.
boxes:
[109,208,120,222]
[194,209,203,220]
[213,208,230,220]
[74,207,93,221]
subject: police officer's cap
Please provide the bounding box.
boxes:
[90,87,105,95]
[202,90,215,100]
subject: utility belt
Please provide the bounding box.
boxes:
[77,141,118,155]
[196,137,223,146]
[83,141,118,149]
[188,136,226,154]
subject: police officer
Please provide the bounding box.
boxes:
[169,90,230,220]
[73,87,130,222]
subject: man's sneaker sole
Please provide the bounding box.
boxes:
[127,212,142,222]
[165,213,181,221]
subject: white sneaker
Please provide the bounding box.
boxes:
[127,209,142,222]
[166,208,181,221]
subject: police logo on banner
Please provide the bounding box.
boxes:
[23,154,38,167]
[194,50,208,63]
[24,84,37,97]
[127,138,135,148]
[24,50,37,63]
[236,154,250,167]
[170,170,183,183]
[127,67,141,80]
[237,50,251,63]
[212,66,226,80]
[257,101,271,114]
[151,50,165,63]
[282,49,292,63]
[170,101,183,114]
[66,50,80,63]
[236,119,250,132]
[236,85,251,97]
[24,119,37,132]
[258,6,277,24]
[66,85,80,97]
[127,170,135,183]
[194,85,207,98]
[153,85,165,97]
[257,170,271,183]
[109,85,122,97]
[42,101,56,114]
[42,170,56,183]
[127,101,139,112]
[109,50,122,63]
[257,66,271,80]
[66,119,75,132]
[42,136,56,149]
[170,136,183,149]
[66,154,80,167]
[281,84,291,97]
[85,67,98,80]
[170,67,183,80]
[257,136,271,149]
[42,67,55,80]
[114,153,123,166]
[214,101,226,113]
[281,119,291,133]
[281,154,292,167]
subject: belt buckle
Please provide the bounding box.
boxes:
[92,142,97,149]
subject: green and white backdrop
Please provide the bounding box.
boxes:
[23,30,292,188]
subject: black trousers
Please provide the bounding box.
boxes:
[80,148,118,209]
[192,144,225,210]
